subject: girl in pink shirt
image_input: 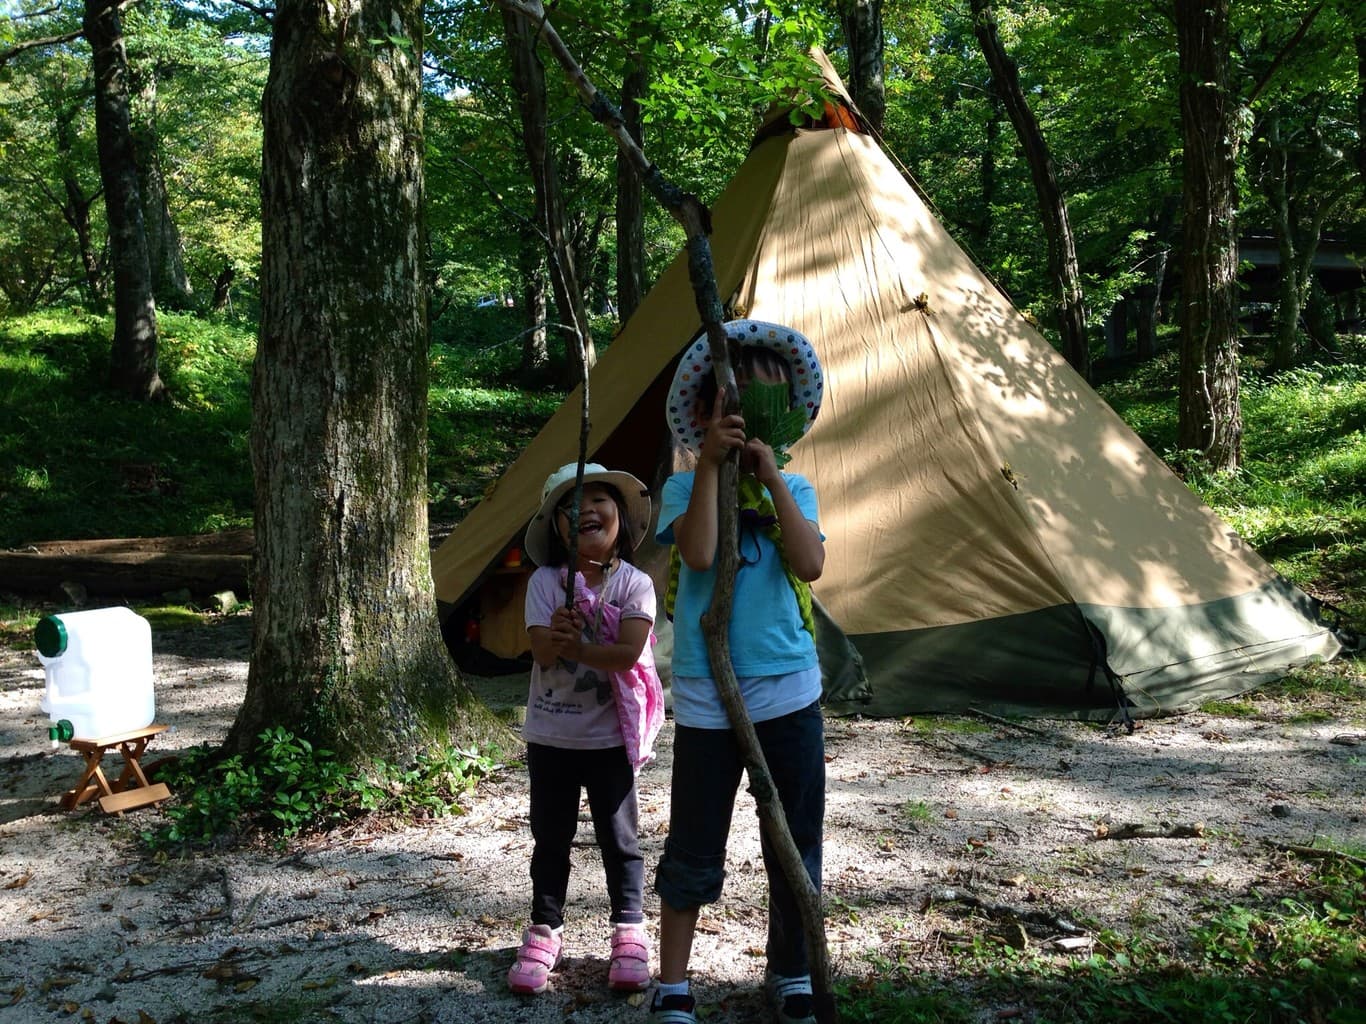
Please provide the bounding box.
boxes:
[506,462,663,997]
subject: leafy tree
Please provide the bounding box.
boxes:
[0,26,104,310]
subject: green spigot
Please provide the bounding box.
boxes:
[48,719,75,748]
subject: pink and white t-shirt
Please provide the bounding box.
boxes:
[523,562,657,750]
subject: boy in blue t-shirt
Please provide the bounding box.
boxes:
[650,320,827,1024]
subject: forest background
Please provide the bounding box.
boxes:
[0,0,1365,1020]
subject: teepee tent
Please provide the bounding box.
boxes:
[432,53,1344,721]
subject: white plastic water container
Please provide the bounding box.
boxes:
[36,606,155,739]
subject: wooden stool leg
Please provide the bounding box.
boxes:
[61,750,114,810]
[110,736,154,794]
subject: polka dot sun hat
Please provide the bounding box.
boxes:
[666,319,824,453]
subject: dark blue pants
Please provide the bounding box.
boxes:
[527,742,643,928]
[654,701,825,977]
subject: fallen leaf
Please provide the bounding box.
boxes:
[118,916,137,932]
[3,872,32,890]
[127,874,152,886]
[1001,874,1026,887]
[233,980,258,993]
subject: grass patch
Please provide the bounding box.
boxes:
[902,800,935,825]
[837,853,1365,1023]
[0,308,256,545]
[0,310,563,545]
[900,716,994,736]
[1199,699,1259,718]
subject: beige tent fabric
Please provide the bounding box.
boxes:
[433,98,1312,679]
[730,129,1278,638]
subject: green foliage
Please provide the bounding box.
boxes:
[739,379,807,468]
[0,308,255,545]
[144,727,501,849]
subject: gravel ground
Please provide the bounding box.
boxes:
[2,615,1364,1024]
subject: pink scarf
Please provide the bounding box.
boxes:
[566,570,665,771]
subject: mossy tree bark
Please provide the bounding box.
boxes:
[839,0,885,134]
[230,0,509,764]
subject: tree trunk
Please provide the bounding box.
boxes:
[1357,30,1366,180]
[839,0,885,134]
[500,5,595,389]
[970,0,1089,379]
[83,0,164,401]
[1174,0,1242,470]
[615,0,649,322]
[517,225,549,376]
[1103,300,1128,359]
[54,106,104,305]
[1134,245,1167,360]
[233,0,508,765]
[978,89,1001,250]
[211,262,235,312]
[134,69,194,310]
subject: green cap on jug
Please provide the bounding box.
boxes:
[34,615,68,658]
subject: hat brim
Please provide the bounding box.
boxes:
[665,319,824,453]
[523,468,652,567]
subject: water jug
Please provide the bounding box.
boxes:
[36,606,155,740]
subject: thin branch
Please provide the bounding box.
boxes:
[1246,0,1327,108]
[0,29,84,66]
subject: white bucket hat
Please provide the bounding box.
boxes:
[666,319,824,453]
[523,462,652,567]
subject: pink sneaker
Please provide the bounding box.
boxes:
[507,923,562,994]
[608,922,651,991]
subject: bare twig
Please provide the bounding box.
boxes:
[1265,839,1366,869]
[965,707,1053,738]
[1093,822,1205,840]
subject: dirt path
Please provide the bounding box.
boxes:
[2,617,1363,1024]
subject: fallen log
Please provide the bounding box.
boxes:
[1,532,252,599]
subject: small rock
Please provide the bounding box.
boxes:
[58,581,88,607]
[211,590,239,615]
[1270,804,1292,818]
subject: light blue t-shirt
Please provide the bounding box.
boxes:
[657,470,822,728]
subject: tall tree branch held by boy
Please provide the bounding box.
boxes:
[490,3,836,1019]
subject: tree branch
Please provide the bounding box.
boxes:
[1246,0,1326,108]
[0,29,84,67]
[491,3,835,1018]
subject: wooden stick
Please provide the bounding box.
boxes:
[1093,822,1205,840]
[562,331,591,612]
[490,5,835,1017]
[1265,839,1366,869]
